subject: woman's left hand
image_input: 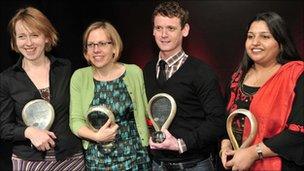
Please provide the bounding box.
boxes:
[225,146,257,171]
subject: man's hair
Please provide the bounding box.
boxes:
[152,1,189,28]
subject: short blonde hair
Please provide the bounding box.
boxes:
[8,7,58,52]
[83,21,123,62]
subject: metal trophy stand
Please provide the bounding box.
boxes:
[86,105,115,153]
[22,99,55,130]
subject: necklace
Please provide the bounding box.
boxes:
[240,63,281,97]
[22,57,50,89]
[244,64,281,87]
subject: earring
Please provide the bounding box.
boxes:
[112,53,115,58]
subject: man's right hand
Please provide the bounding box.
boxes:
[149,129,179,151]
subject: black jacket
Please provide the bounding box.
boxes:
[0,56,82,160]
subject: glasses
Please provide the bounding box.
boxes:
[86,41,112,50]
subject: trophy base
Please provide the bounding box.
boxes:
[152,131,166,143]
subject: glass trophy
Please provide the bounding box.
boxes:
[86,105,115,153]
[22,99,55,130]
[148,93,176,143]
[226,109,258,149]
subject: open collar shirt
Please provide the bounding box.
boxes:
[156,50,188,80]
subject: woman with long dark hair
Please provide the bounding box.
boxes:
[220,12,304,170]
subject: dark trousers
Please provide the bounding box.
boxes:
[152,157,214,171]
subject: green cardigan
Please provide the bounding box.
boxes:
[69,64,149,149]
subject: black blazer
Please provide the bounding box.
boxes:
[0,56,82,160]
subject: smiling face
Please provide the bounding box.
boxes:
[84,28,115,69]
[15,20,48,61]
[245,21,280,66]
[153,15,189,59]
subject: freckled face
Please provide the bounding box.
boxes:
[15,20,48,61]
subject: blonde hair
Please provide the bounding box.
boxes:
[83,21,123,62]
[8,7,58,52]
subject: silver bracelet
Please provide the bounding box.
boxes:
[256,143,263,160]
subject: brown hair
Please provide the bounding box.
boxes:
[152,1,189,28]
[8,7,58,52]
[82,21,123,62]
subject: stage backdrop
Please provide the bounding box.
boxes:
[0,0,303,87]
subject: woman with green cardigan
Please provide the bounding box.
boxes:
[69,21,150,170]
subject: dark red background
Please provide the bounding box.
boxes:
[1,0,303,88]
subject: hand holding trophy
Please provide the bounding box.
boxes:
[86,105,116,153]
[148,93,176,143]
[226,109,258,150]
[22,99,56,150]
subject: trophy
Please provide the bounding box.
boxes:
[148,93,176,143]
[86,105,115,153]
[226,109,258,149]
[22,99,55,130]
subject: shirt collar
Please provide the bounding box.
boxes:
[12,55,64,71]
[157,50,186,67]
